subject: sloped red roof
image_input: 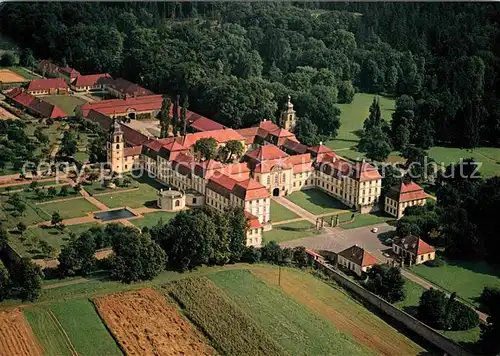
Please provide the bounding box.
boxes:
[124,145,142,157]
[269,128,294,138]
[79,95,163,117]
[233,178,269,200]
[254,120,280,132]
[245,211,262,229]
[308,144,333,155]
[73,73,112,87]
[121,124,150,146]
[181,129,245,148]
[245,145,289,162]
[386,181,428,202]
[338,245,378,267]
[7,89,66,118]
[206,174,238,198]
[189,117,225,132]
[281,138,308,154]
[102,77,153,97]
[58,66,81,78]
[27,78,68,92]
[352,161,382,181]
[394,235,435,256]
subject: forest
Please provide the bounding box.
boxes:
[1,2,499,149]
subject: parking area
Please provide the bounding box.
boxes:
[281,222,395,261]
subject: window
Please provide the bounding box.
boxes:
[116,143,120,149]
[175,200,180,207]
[192,198,197,204]
[124,165,128,169]
[274,174,279,184]
[282,174,285,183]
[420,255,423,261]
[428,254,431,259]
[267,176,270,185]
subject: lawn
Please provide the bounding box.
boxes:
[286,188,351,215]
[83,180,139,196]
[340,212,394,229]
[263,220,317,244]
[210,269,371,355]
[251,267,425,355]
[25,299,121,356]
[326,93,395,149]
[7,222,100,258]
[0,180,58,193]
[410,258,500,307]
[20,185,78,203]
[131,211,177,229]
[0,198,50,227]
[37,198,99,220]
[8,66,42,80]
[94,174,166,209]
[270,199,299,222]
[428,146,500,178]
[40,95,87,116]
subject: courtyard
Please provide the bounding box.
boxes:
[40,95,88,116]
[285,189,351,216]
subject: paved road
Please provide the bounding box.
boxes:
[281,223,394,261]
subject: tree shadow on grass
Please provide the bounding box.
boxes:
[445,258,500,280]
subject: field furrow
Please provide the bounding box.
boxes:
[0,309,43,356]
[93,288,214,356]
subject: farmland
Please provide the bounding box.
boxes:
[0,309,42,356]
[250,267,425,355]
[25,299,121,356]
[93,288,214,355]
[163,277,287,356]
[210,269,373,355]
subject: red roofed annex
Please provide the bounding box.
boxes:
[5,88,67,119]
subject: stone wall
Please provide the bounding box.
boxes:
[315,260,472,356]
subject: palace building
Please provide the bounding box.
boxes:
[105,96,385,247]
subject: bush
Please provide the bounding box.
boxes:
[424,257,443,267]
[241,246,261,263]
[448,300,479,330]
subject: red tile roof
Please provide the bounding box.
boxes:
[245,145,289,162]
[281,138,308,154]
[189,117,225,132]
[102,77,153,97]
[79,95,163,117]
[386,181,428,202]
[206,174,238,199]
[27,78,68,92]
[6,89,66,118]
[181,129,245,148]
[245,211,262,229]
[124,145,142,157]
[58,66,81,78]
[233,178,269,200]
[394,235,435,256]
[338,245,378,267]
[254,120,280,132]
[352,161,382,181]
[308,144,334,155]
[269,128,294,138]
[73,73,112,88]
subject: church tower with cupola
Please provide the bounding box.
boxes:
[107,119,124,173]
[280,95,296,132]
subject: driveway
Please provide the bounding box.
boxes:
[281,223,395,261]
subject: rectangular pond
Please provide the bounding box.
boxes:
[94,208,136,221]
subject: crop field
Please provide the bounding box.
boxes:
[210,269,372,355]
[0,68,27,83]
[93,288,214,355]
[250,266,425,355]
[163,277,287,356]
[25,299,121,356]
[0,309,42,356]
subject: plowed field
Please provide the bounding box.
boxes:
[0,309,43,356]
[94,288,214,356]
